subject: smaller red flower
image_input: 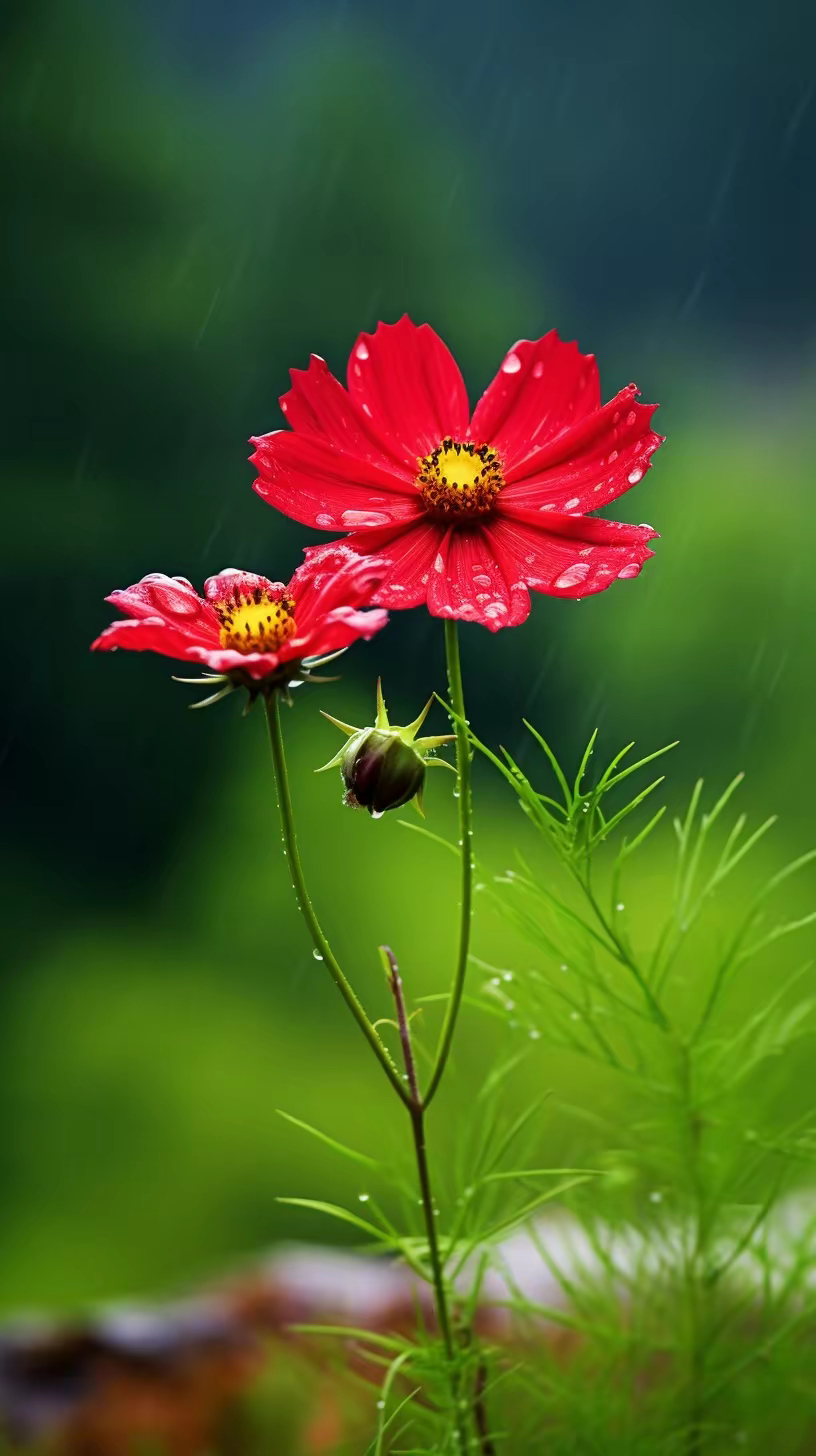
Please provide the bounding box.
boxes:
[91,544,389,687]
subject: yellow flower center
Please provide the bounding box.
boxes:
[417,439,504,519]
[214,586,296,655]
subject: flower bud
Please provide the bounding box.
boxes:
[341,728,426,816]
[316,679,455,818]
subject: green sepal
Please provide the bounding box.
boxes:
[401,697,433,742]
[425,756,457,773]
[415,733,456,751]
[319,710,360,737]
[189,685,235,710]
[314,746,349,773]
[375,677,390,729]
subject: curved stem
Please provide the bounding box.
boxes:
[264,693,409,1105]
[385,946,470,1449]
[425,620,474,1107]
[385,948,453,1349]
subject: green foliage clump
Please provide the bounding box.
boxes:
[277,723,816,1453]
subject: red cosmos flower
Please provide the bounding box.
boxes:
[91,544,389,688]
[251,318,664,631]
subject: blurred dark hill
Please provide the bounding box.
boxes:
[146,0,816,345]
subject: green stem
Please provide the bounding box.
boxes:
[384,946,469,1449]
[425,620,474,1107]
[264,693,409,1105]
[680,1045,707,1456]
[412,1114,454,1356]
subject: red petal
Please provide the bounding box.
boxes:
[347,317,470,466]
[290,605,390,660]
[288,542,388,627]
[426,526,531,631]
[501,385,663,513]
[252,431,422,532]
[203,569,287,605]
[104,574,220,643]
[328,519,445,609]
[469,333,601,474]
[188,646,284,680]
[279,355,412,475]
[485,512,656,599]
[91,617,207,660]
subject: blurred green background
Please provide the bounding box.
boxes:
[1,0,815,1316]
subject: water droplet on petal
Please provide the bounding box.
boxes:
[562,497,580,511]
[554,562,590,589]
[532,360,544,378]
[355,341,369,360]
[316,513,334,528]
[617,562,641,580]
[628,467,643,484]
[434,552,445,573]
[341,509,391,527]
[502,351,522,374]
